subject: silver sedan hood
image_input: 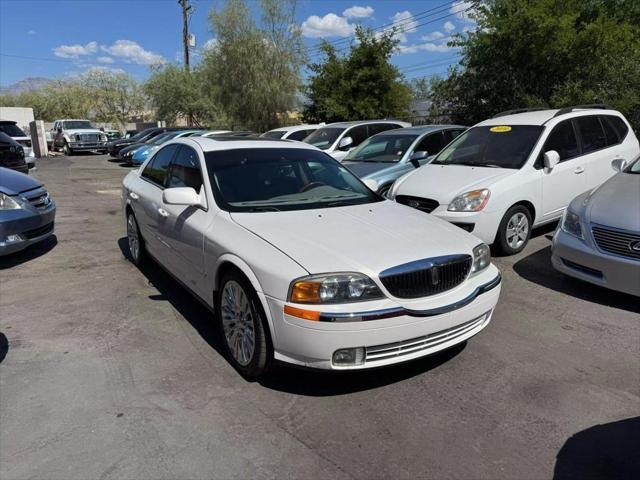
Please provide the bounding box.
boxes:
[586,173,640,231]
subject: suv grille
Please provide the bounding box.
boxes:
[380,254,472,299]
[395,195,439,213]
[592,225,640,260]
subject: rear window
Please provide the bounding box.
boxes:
[431,125,544,169]
[0,123,27,137]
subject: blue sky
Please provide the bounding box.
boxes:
[0,0,474,87]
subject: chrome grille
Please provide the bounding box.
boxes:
[592,225,640,260]
[23,187,51,210]
[380,254,472,299]
[365,311,491,363]
[78,133,100,142]
[395,195,439,213]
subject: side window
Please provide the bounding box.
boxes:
[166,146,204,191]
[287,130,310,142]
[347,125,369,147]
[576,116,607,154]
[544,120,580,162]
[445,129,465,143]
[415,132,445,156]
[141,144,179,187]
[599,116,619,146]
[602,115,629,144]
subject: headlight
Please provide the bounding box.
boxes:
[289,273,384,304]
[561,209,583,239]
[0,192,22,210]
[471,243,491,274]
[448,189,491,212]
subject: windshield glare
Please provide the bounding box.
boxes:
[63,121,94,130]
[304,127,345,150]
[432,125,544,169]
[346,134,419,162]
[205,148,382,212]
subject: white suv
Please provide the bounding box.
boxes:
[388,106,640,254]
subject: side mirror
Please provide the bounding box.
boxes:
[543,150,560,170]
[162,187,202,207]
[611,158,626,172]
[410,150,428,161]
[362,178,379,192]
[338,136,353,151]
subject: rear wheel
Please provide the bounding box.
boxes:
[494,205,532,255]
[217,270,272,378]
[126,211,147,266]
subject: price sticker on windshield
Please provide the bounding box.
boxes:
[490,126,512,133]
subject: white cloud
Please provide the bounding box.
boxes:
[388,11,418,43]
[450,1,475,22]
[101,40,165,65]
[85,66,126,75]
[397,42,455,54]
[342,5,374,19]
[96,56,114,64]
[27,30,36,35]
[301,13,355,38]
[422,31,445,41]
[53,41,97,59]
[444,21,455,32]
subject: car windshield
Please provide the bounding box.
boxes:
[304,127,345,150]
[63,121,94,129]
[0,123,27,137]
[625,155,640,174]
[261,131,286,139]
[149,132,179,145]
[345,134,419,162]
[431,125,544,169]
[205,148,382,212]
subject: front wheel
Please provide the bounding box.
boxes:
[494,205,532,255]
[126,211,148,266]
[217,271,272,378]
[62,141,71,156]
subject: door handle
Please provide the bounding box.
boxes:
[157,208,169,218]
[129,191,139,200]
[574,166,585,174]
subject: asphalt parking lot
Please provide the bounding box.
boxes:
[1,154,638,480]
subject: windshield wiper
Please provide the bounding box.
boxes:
[245,206,280,212]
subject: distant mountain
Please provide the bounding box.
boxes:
[0,77,53,95]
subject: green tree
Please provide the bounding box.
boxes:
[303,27,412,123]
[201,0,305,131]
[431,0,640,128]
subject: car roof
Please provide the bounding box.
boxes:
[268,124,323,133]
[320,120,412,128]
[477,107,622,126]
[181,137,320,152]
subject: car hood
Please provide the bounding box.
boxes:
[395,164,516,203]
[342,161,396,177]
[0,166,42,195]
[65,128,103,135]
[586,173,640,232]
[230,200,480,275]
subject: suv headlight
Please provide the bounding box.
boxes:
[448,189,491,212]
[289,273,384,304]
[0,192,22,210]
[561,209,583,239]
[471,243,491,274]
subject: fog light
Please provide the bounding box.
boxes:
[2,234,24,244]
[332,347,365,366]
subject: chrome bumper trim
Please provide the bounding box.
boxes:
[319,273,501,322]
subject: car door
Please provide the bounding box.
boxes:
[158,144,209,294]
[131,144,179,258]
[574,115,618,190]
[541,119,587,219]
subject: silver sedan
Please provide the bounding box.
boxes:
[551,155,640,296]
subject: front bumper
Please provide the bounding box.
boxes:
[551,228,640,297]
[265,266,502,370]
[0,202,56,256]
[69,141,107,151]
[431,207,503,245]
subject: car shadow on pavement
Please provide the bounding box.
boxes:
[553,416,640,480]
[0,333,8,364]
[513,246,640,314]
[0,235,57,270]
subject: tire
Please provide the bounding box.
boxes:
[126,211,148,266]
[62,141,71,156]
[494,205,532,255]
[216,270,272,378]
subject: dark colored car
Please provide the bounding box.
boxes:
[125,130,138,139]
[0,166,56,255]
[107,127,187,157]
[0,132,28,174]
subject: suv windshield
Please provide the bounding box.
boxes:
[205,148,382,212]
[304,127,345,150]
[431,125,544,169]
[63,120,94,130]
[345,134,419,162]
[0,123,27,137]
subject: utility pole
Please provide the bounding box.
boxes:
[179,0,192,126]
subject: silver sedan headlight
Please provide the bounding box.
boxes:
[0,192,22,210]
[561,209,583,239]
[471,243,491,274]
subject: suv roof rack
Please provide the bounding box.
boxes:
[552,104,611,118]
[491,107,548,119]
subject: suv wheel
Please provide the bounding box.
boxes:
[495,205,532,255]
[217,271,272,378]
[126,211,147,266]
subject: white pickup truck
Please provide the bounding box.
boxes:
[50,119,108,155]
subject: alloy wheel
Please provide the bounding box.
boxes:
[506,212,529,250]
[221,280,256,366]
[127,214,140,261]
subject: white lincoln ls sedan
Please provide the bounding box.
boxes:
[122,138,502,377]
